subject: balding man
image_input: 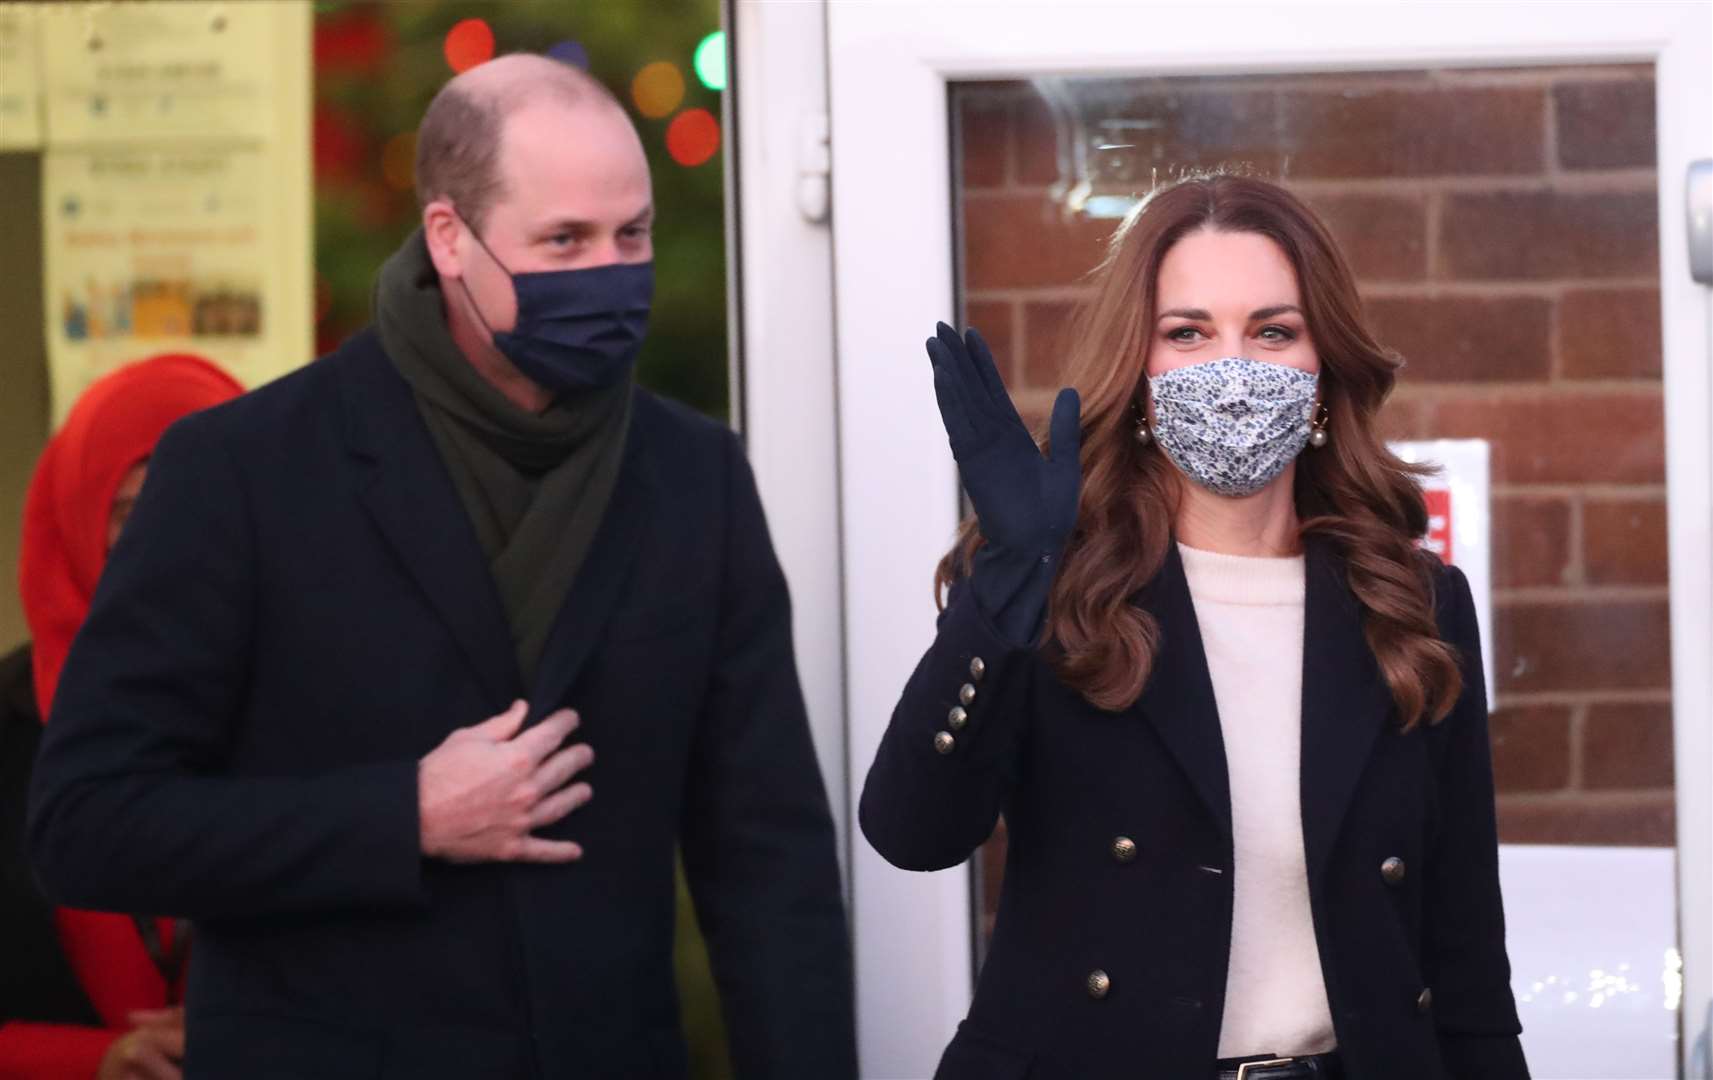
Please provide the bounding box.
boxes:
[30,54,855,1080]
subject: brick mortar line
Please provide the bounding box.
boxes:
[958,170,1658,200]
[1497,689,1673,706]
[1360,279,1661,297]
[1568,494,1587,587]
[1543,76,1563,182]
[1390,377,1663,390]
[1009,298,1027,390]
[1425,190,1442,283]
[1568,702,1586,790]
[1493,585,1670,603]
[966,280,1662,305]
[1390,381,1663,397]
[949,66,1650,108]
[1548,292,1565,383]
[965,286,1097,304]
[1495,790,1674,806]
[1493,484,1666,498]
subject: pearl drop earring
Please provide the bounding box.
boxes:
[1308,403,1330,449]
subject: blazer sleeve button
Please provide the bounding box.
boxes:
[958,683,977,706]
[933,731,956,754]
[1086,970,1112,999]
[1381,856,1407,885]
[1111,836,1138,863]
[969,656,986,681]
[1416,987,1433,1013]
[947,706,968,731]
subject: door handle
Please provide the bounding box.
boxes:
[1690,159,1712,285]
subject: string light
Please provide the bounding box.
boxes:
[667,108,720,167]
[631,61,685,119]
[693,31,726,92]
[547,40,590,70]
[442,18,493,74]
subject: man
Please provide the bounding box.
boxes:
[29,54,856,1079]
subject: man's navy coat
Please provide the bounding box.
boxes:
[29,330,856,1079]
[861,541,1528,1080]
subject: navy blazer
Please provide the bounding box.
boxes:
[28,330,856,1079]
[861,541,1528,1080]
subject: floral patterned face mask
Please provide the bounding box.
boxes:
[1147,357,1319,498]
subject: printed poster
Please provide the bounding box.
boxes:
[0,4,43,149]
[32,1,311,426]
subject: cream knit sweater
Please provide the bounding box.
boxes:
[1177,542,1338,1059]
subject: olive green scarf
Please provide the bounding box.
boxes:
[373,228,632,686]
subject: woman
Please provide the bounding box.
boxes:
[860,175,1528,1080]
[0,354,242,1079]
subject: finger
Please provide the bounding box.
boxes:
[512,708,580,761]
[964,326,1022,423]
[940,321,1002,429]
[126,1008,176,1028]
[470,699,528,740]
[527,781,593,828]
[934,320,965,364]
[155,1024,187,1062]
[531,741,595,795]
[510,837,584,863]
[130,1038,180,1080]
[1048,387,1083,466]
[928,347,976,448]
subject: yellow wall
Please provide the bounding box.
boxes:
[0,0,310,653]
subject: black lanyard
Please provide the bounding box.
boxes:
[130,915,192,1005]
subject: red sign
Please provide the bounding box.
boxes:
[1421,487,1453,565]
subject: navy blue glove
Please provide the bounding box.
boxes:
[926,322,1081,644]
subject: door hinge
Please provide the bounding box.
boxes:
[797,112,830,225]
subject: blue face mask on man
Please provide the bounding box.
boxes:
[457,216,654,394]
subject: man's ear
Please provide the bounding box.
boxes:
[422,200,464,279]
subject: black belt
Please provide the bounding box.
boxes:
[1215,1050,1343,1080]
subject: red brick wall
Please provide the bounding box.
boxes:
[953,64,1670,940]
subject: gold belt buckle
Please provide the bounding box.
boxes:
[1235,1059,1295,1080]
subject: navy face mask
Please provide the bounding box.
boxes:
[459,219,653,393]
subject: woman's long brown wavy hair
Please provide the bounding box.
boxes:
[936,173,1462,732]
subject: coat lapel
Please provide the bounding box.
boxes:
[526,407,656,716]
[1133,542,1233,840]
[339,339,522,704]
[1298,534,1394,884]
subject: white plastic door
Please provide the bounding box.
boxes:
[815,4,1712,1078]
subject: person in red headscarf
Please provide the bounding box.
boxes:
[0,354,242,1080]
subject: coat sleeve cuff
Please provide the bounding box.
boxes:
[906,585,1033,772]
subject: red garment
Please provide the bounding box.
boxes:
[6,354,240,1078]
[20,353,243,721]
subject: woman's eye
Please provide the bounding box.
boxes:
[1167,326,1204,342]
[1258,324,1297,342]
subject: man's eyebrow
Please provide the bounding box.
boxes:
[1155,304,1303,322]
[537,206,653,233]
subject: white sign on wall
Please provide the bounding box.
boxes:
[1389,438,1495,708]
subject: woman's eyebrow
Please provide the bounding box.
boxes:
[1155,304,1303,322]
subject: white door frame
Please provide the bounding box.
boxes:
[816,4,1713,1078]
[727,0,850,882]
